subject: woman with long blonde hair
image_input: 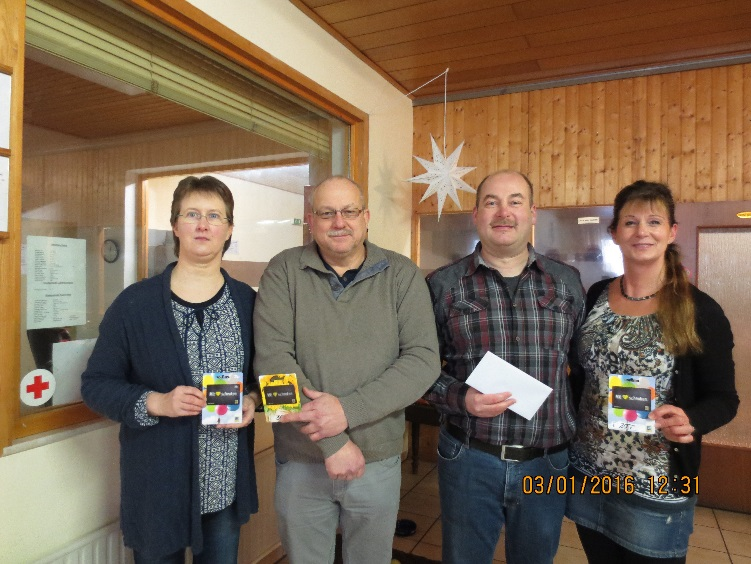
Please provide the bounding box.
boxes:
[566,180,738,563]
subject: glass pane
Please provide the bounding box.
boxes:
[146,167,308,287]
[20,49,348,414]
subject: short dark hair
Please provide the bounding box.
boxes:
[170,175,234,257]
[475,170,534,207]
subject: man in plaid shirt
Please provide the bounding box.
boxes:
[424,170,585,564]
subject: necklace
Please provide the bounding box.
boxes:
[620,276,658,301]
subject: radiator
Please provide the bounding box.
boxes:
[36,522,133,564]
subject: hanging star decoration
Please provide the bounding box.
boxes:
[407,134,476,220]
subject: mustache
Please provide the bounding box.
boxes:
[327,229,353,237]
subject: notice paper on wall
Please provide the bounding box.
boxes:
[52,338,96,405]
[26,236,87,330]
[0,72,10,150]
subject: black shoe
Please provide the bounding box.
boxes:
[394,518,417,537]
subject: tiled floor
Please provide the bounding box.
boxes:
[395,460,751,563]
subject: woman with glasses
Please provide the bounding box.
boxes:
[82,175,258,564]
[566,181,738,563]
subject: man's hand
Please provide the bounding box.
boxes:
[281,387,348,441]
[146,385,205,418]
[649,405,695,443]
[465,388,515,418]
[324,440,365,480]
[217,393,257,429]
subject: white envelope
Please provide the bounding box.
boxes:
[465,351,553,420]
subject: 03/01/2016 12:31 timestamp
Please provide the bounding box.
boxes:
[522,474,699,496]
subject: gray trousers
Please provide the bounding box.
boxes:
[274,455,401,564]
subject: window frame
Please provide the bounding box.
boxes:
[0,0,368,450]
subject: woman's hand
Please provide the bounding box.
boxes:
[146,385,206,418]
[649,404,695,443]
[217,392,258,429]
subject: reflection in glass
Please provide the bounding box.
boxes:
[21,48,348,414]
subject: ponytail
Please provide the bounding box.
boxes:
[656,243,702,355]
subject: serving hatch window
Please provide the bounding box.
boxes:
[14,0,351,437]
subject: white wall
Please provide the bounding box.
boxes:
[184,0,414,256]
[0,2,413,561]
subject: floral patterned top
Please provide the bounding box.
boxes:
[569,283,682,500]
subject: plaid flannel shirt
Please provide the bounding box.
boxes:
[424,243,585,448]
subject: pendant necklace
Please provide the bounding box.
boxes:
[620,276,658,301]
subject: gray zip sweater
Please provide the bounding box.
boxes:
[253,240,440,462]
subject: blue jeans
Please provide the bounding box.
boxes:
[437,427,568,564]
[133,502,241,564]
[275,455,401,564]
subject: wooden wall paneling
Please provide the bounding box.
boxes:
[696,68,713,196]
[414,62,751,212]
[575,82,592,206]
[711,66,729,202]
[681,70,698,202]
[527,89,541,194]
[451,99,464,163]
[464,97,487,198]
[550,87,566,207]
[591,82,606,204]
[485,95,499,179]
[645,75,663,182]
[508,92,529,173]
[563,85,578,206]
[537,88,554,207]
[663,72,682,199]
[618,78,634,191]
[412,104,443,215]
[726,64,743,201]
[631,77,647,181]
[448,100,468,212]
[603,80,621,204]
[24,128,301,226]
[498,93,513,173]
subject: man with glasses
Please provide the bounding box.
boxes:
[254,176,440,564]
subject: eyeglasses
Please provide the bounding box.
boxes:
[178,211,230,226]
[312,208,363,220]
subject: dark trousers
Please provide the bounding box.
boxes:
[133,503,241,564]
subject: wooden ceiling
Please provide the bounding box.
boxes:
[291,0,751,104]
[23,0,751,142]
[23,57,213,140]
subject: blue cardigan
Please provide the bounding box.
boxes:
[81,263,258,555]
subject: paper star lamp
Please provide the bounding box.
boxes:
[407,135,476,219]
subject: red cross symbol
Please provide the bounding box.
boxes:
[26,374,50,399]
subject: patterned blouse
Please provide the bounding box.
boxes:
[135,283,244,514]
[569,283,682,501]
